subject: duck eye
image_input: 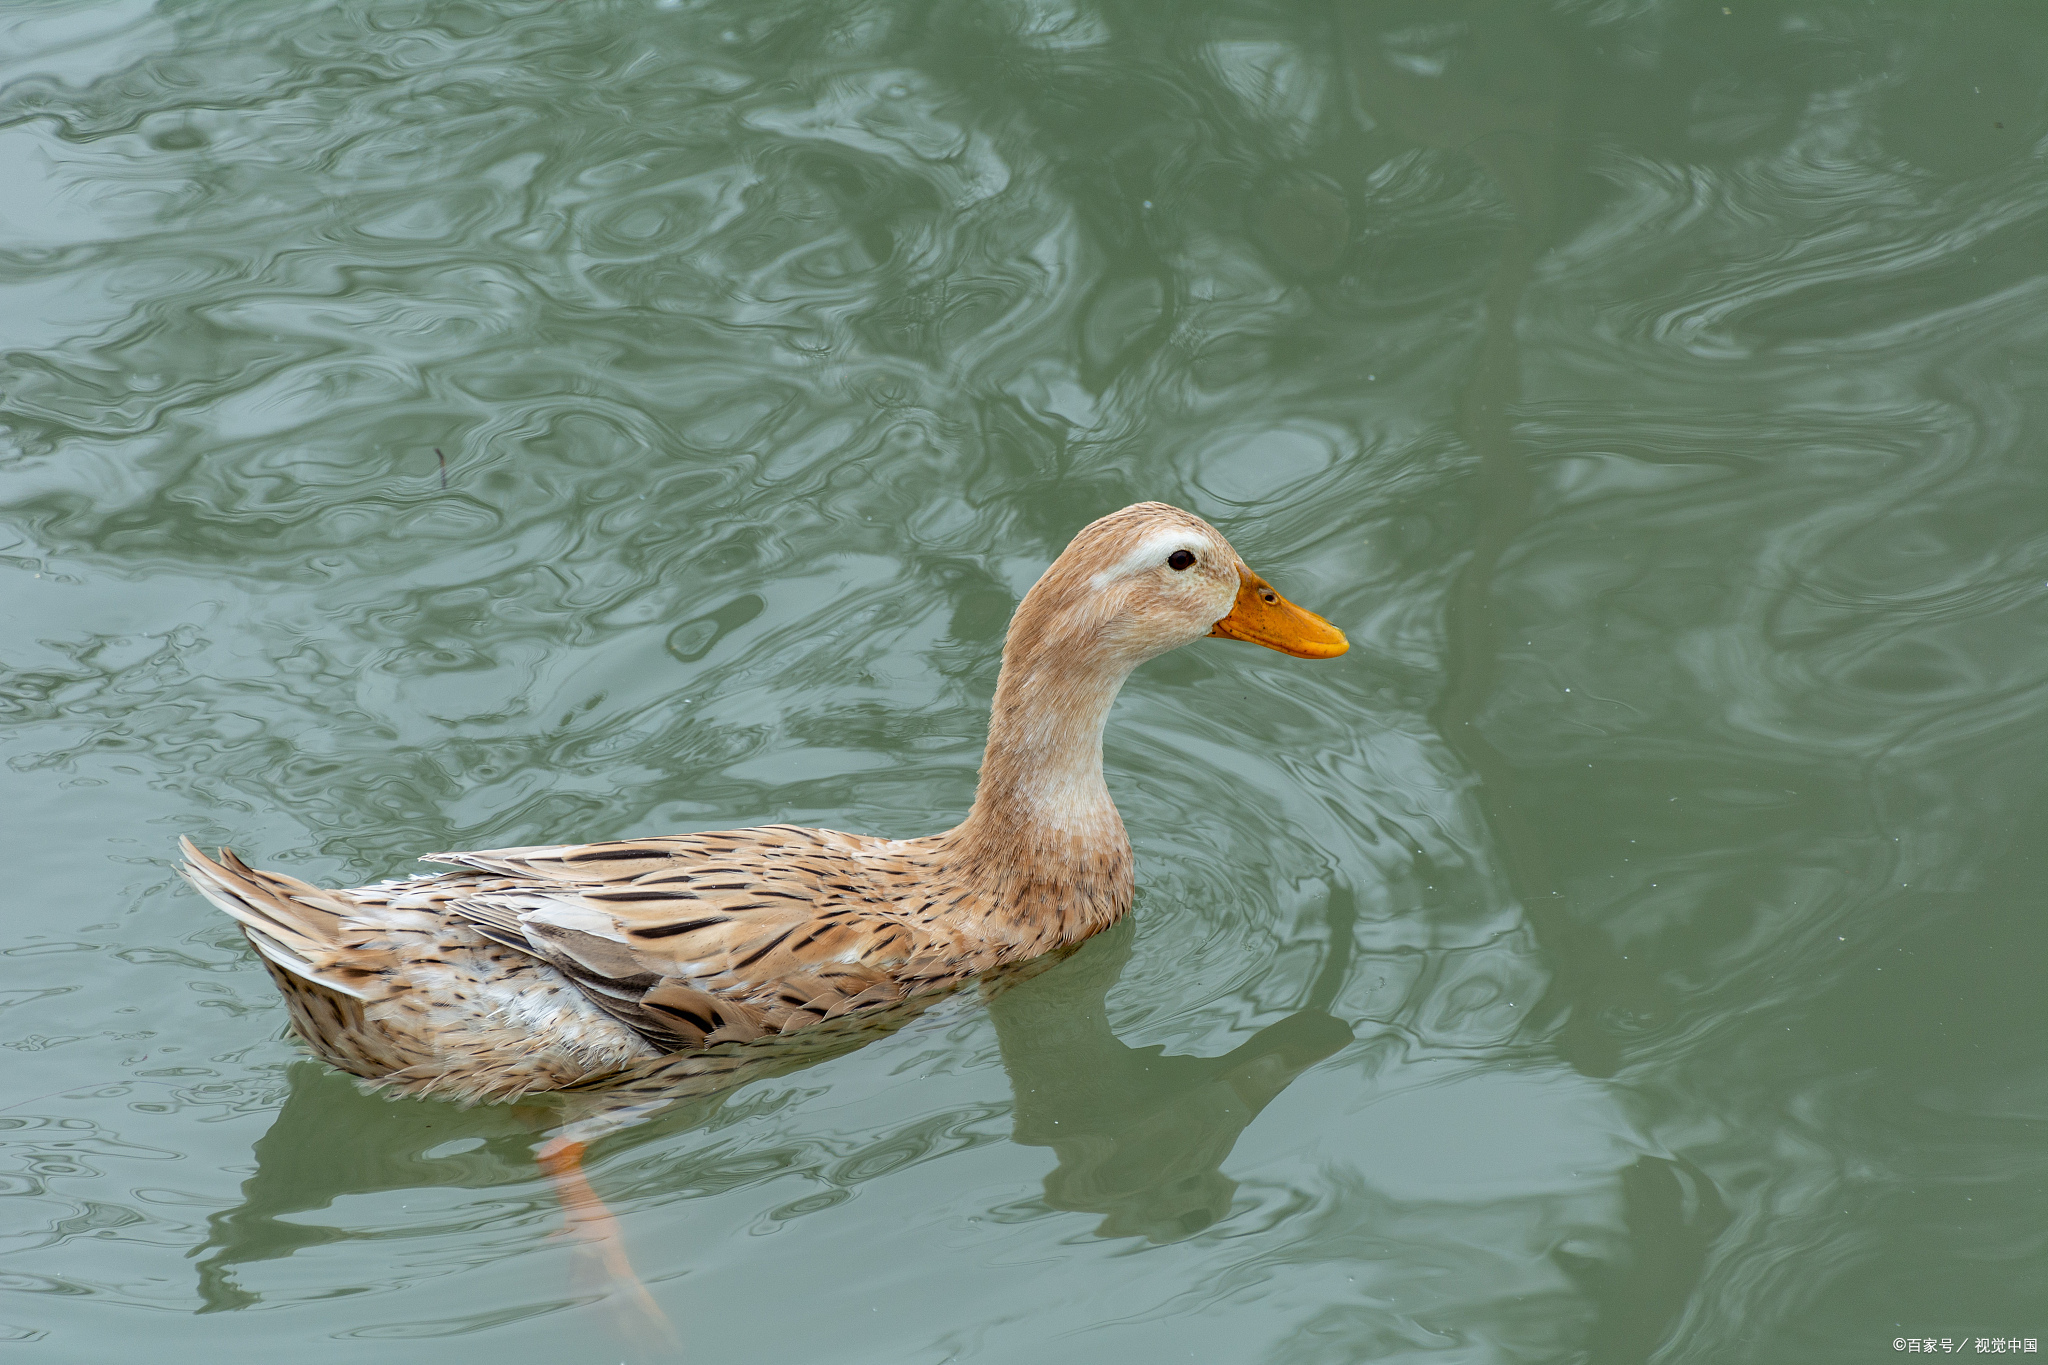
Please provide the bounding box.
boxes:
[1167,549,1196,571]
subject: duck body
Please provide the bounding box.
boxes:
[180,503,1345,1102]
[182,820,1131,1101]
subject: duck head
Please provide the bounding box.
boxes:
[1004,501,1348,672]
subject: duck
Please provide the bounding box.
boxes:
[179,501,1347,1113]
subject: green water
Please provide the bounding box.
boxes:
[3,1,2046,1360]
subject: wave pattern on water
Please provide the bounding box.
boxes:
[2,1,2047,1361]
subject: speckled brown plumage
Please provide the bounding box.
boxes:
[180,502,1346,1103]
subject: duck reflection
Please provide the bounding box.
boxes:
[192,915,1349,1306]
[191,1063,548,1313]
[988,920,1350,1243]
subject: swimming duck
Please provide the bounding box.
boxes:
[179,502,1347,1107]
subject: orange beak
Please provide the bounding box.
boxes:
[1209,569,1349,659]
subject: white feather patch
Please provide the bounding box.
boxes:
[518,900,631,941]
[1088,528,1210,588]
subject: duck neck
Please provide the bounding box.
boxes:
[968,655,1129,842]
[943,636,1136,939]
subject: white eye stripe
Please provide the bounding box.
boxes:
[1090,530,1209,588]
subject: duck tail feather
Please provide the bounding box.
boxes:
[178,838,380,1001]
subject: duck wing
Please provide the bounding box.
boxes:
[424,827,963,1052]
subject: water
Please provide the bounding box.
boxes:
[3,1,2045,1360]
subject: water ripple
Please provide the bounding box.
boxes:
[2,0,2046,1359]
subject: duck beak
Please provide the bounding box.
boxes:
[1209,569,1349,659]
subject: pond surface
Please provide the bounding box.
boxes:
[3,2,2046,1361]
